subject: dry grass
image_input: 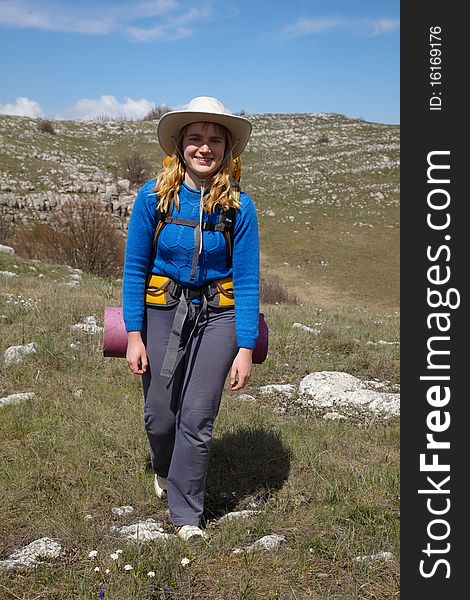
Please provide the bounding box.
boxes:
[10,198,125,278]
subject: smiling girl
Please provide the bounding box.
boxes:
[122,97,259,541]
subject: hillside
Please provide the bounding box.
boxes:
[0,113,399,311]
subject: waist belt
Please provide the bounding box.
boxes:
[145,274,235,379]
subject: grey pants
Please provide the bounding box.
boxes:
[142,302,238,526]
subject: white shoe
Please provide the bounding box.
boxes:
[154,474,167,500]
[175,525,209,541]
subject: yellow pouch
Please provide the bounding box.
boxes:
[211,278,235,307]
[145,274,174,305]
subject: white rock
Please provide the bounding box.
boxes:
[323,412,347,421]
[111,505,135,517]
[292,322,319,334]
[4,342,38,367]
[0,244,15,254]
[0,270,18,278]
[111,519,174,542]
[218,510,261,523]
[298,372,400,416]
[236,394,256,402]
[71,316,103,334]
[0,537,62,569]
[354,551,395,563]
[259,384,296,399]
[0,392,35,408]
[232,534,285,554]
[68,273,82,281]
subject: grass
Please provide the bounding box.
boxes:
[1,251,399,599]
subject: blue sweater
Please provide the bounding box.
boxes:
[122,179,260,349]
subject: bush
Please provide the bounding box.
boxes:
[39,120,55,135]
[120,151,151,185]
[0,209,14,244]
[260,278,299,305]
[143,105,171,121]
[12,198,125,278]
[315,134,329,144]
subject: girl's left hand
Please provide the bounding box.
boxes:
[230,348,253,391]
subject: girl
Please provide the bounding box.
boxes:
[122,97,260,541]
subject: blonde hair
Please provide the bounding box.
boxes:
[154,122,241,214]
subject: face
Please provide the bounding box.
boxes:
[182,122,226,183]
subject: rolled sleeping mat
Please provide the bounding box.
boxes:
[103,307,268,363]
[252,313,268,364]
[103,306,128,358]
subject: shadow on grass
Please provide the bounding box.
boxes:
[203,427,291,523]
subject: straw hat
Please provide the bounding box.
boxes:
[157,96,252,158]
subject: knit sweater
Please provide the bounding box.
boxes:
[122,179,260,349]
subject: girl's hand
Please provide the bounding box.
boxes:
[126,331,148,375]
[230,348,253,391]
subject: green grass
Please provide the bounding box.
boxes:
[1,252,399,599]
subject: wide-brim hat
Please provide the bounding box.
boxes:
[157,96,252,158]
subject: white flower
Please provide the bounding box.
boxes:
[123,564,133,571]
[94,566,100,572]
[105,569,110,575]
[110,553,119,560]
[180,557,191,566]
[88,550,98,558]
[147,571,156,578]
[116,549,123,554]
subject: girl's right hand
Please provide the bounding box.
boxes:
[126,331,148,375]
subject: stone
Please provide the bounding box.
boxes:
[259,384,296,399]
[298,371,400,416]
[354,551,395,563]
[236,394,256,402]
[111,519,174,542]
[232,534,286,554]
[71,316,103,334]
[4,342,38,367]
[0,271,18,278]
[218,510,261,523]
[0,392,35,408]
[111,505,135,517]
[323,412,347,421]
[0,538,62,570]
[292,322,319,334]
[0,244,15,254]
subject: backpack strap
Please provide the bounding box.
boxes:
[152,188,238,274]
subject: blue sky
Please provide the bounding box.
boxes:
[0,0,399,124]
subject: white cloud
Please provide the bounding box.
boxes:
[0,0,218,41]
[281,17,346,39]
[370,19,400,36]
[0,96,45,117]
[56,95,155,120]
[279,16,400,39]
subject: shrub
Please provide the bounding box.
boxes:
[12,198,125,278]
[260,278,299,305]
[39,120,55,135]
[120,151,151,185]
[315,134,329,144]
[0,209,14,244]
[143,105,171,121]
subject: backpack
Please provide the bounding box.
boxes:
[153,156,241,281]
